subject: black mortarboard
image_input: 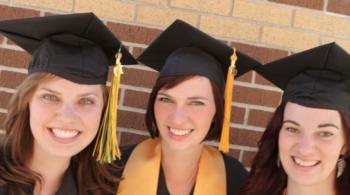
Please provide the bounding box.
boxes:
[137,19,261,152]
[0,12,137,84]
[137,19,261,91]
[256,42,350,115]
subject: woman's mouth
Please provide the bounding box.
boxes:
[48,127,81,143]
[292,156,320,167]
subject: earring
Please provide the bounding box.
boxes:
[337,158,346,178]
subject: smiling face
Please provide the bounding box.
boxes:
[153,76,216,151]
[29,76,104,159]
[279,102,347,186]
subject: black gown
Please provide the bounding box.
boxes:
[0,165,78,195]
[118,144,248,195]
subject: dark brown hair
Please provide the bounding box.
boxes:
[0,73,120,195]
[145,75,224,141]
[240,102,350,195]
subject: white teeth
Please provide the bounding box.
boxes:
[51,128,79,138]
[169,128,191,136]
[294,157,318,167]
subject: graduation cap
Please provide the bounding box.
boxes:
[138,19,261,152]
[0,13,137,163]
[256,42,350,115]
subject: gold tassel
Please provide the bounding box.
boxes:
[93,48,123,163]
[219,48,237,153]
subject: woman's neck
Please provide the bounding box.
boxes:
[161,143,203,195]
[27,145,71,195]
[286,177,335,195]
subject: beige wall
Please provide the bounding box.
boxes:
[1,0,350,167]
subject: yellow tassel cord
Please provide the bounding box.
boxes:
[219,48,237,153]
[93,49,123,163]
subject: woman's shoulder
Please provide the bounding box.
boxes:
[222,153,248,176]
[222,153,248,195]
[119,144,137,164]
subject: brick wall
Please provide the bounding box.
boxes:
[0,0,350,168]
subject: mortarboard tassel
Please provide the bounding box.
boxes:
[219,48,237,153]
[93,48,123,163]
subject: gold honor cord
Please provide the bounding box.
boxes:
[219,48,237,153]
[93,48,123,163]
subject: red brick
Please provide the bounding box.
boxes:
[0,91,13,109]
[123,90,150,110]
[118,110,147,131]
[133,47,144,58]
[254,72,279,87]
[248,109,273,127]
[269,0,324,10]
[0,71,27,89]
[121,68,158,89]
[231,106,245,124]
[44,12,58,16]
[242,151,257,167]
[227,148,240,159]
[120,132,149,146]
[107,22,161,45]
[230,128,262,147]
[234,85,282,107]
[231,42,288,64]
[236,70,253,83]
[0,5,40,20]
[327,0,350,16]
[0,48,31,68]
[0,112,7,129]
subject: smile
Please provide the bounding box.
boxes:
[169,127,192,136]
[50,128,80,139]
[292,156,320,167]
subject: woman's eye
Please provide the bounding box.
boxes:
[285,126,299,133]
[189,101,204,106]
[79,98,95,105]
[319,131,334,138]
[41,94,58,101]
[158,97,172,103]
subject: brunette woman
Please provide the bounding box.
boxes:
[117,20,261,195]
[240,43,350,195]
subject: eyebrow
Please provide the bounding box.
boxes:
[39,88,60,95]
[282,120,300,126]
[157,92,209,101]
[283,120,340,130]
[318,123,340,130]
[39,88,99,97]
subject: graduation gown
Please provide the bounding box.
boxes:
[117,139,248,195]
[0,165,78,195]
